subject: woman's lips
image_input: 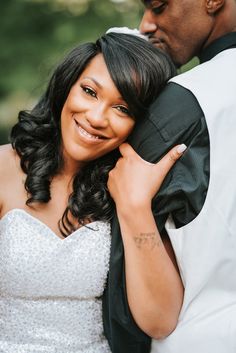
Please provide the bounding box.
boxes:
[78,125,100,140]
[74,119,107,143]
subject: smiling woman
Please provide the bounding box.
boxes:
[60,54,135,167]
[8,32,175,237]
[0,31,179,353]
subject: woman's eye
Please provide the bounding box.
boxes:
[82,86,97,98]
[115,105,130,116]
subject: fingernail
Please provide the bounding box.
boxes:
[177,144,187,154]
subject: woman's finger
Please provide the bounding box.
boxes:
[153,144,187,180]
[119,142,138,158]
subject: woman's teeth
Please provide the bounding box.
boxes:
[78,125,100,140]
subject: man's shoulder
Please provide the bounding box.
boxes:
[149,82,205,142]
[150,81,203,120]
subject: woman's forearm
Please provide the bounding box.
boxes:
[117,203,184,339]
[108,143,186,339]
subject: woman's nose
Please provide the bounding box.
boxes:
[86,106,109,128]
[139,9,158,35]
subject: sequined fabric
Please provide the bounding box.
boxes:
[0,209,111,353]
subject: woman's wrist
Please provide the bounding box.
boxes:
[115,200,152,220]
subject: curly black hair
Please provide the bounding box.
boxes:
[11,33,176,236]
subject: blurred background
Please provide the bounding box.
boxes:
[0,0,197,144]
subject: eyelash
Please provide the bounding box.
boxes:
[114,105,130,116]
[151,3,166,14]
[82,85,97,98]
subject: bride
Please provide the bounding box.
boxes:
[0,30,184,352]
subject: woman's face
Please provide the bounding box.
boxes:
[61,54,135,168]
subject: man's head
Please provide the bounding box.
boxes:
[140,0,236,67]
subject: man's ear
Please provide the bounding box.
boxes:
[205,0,225,14]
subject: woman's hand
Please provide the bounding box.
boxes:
[108,142,187,210]
[107,142,187,338]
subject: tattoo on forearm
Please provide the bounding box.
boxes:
[134,232,162,250]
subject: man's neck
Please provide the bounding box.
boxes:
[199,31,236,63]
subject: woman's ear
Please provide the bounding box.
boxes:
[205,0,225,14]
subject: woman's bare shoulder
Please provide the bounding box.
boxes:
[0,144,14,154]
[0,144,19,176]
[0,144,23,211]
[0,144,16,164]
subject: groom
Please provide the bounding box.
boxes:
[103,1,236,353]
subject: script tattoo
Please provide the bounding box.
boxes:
[134,232,162,250]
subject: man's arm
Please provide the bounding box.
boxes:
[128,82,210,233]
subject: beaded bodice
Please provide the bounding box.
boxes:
[0,209,111,353]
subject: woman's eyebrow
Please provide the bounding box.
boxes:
[83,76,125,101]
[83,76,102,88]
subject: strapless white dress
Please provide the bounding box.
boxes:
[0,209,111,353]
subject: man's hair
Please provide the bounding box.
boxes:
[11,33,176,236]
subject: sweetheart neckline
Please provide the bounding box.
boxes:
[0,208,108,242]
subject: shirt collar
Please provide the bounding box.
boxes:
[199,32,236,63]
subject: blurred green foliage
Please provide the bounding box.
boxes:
[0,0,143,143]
[0,0,197,145]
